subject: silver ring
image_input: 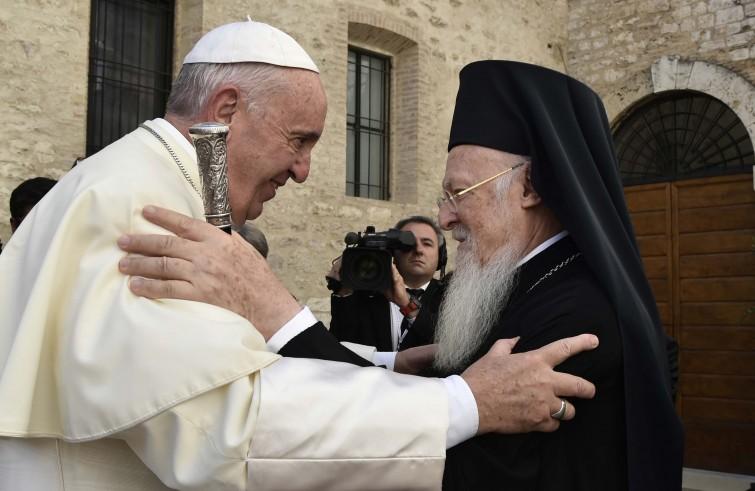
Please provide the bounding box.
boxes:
[551,399,567,420]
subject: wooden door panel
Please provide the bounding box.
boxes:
[648,278,670,302]
[678,229,754,255]
[657,302,672,325]
[631,210,668,235]
[677,180,755,208]
[678,204,755,233]
[680,374,755,399]
[683,397,755,424]
[625,174,755,475]
[684,423,755,474]
[681,277,755,302]
[625,186,668,211]
[681,326,755,351]
[681,302,755,325]
[641,256,668,279]
[679,252,755,278]
[636,235,668,256]
[680,350,755,375]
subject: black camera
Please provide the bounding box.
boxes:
[340,226,416,292]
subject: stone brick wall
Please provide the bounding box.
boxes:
[0,0,90,239]
[1,0,568,322]
[567,0,755,120]
[198,0,569,320]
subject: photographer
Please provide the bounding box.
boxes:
[328,216,447,356]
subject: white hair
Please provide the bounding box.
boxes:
[433,162,529,372]
[165,62,292,118]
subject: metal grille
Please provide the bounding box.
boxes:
[346,48,390,200]
[86,0,174,156]
[614,90,754,186]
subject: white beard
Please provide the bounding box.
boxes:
[433,230,524,373]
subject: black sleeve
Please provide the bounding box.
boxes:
[328,294,349,340]
[278,322,374,367]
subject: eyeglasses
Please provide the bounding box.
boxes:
[436,162,525,212]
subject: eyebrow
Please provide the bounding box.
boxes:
[442,179,468,192]
[292,131,322,141]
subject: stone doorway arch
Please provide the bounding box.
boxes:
[606,56,755,150]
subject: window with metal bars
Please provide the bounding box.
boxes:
[346,48,390,200]
[613,90,754,186]
[86,0,174,156]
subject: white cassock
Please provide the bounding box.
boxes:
[0,120,449,490]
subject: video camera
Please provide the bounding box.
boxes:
[340,226,416,292]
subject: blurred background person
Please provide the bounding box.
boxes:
[328,215,447,352]
[9,177,57,233]
[235,220,269,258]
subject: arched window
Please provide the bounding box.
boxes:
[613,90,754,186]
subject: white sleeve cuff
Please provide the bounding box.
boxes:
[442,375,479,448]
[372,351,397,371]
[266,307,319,353]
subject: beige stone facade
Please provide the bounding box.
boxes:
[0,0,568,320]
[566,0,755,122]
[1,0,752,321]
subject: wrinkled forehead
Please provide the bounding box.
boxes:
[270,69,326,107]
[443,145,510,188]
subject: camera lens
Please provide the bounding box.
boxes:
[354,255,381,282]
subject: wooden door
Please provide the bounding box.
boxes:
[625,173,755,475]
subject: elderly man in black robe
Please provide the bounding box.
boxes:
[431,60,682,491]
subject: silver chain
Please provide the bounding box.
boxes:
[139,123,201,197]
[526,252,582,294]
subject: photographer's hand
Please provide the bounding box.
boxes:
[383,263,411,308]
[327,256,352,297]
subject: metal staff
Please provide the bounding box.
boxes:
[189,122,232,233]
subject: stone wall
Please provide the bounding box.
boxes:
[193,0,569,320]
[567,0,755,120]
[0,0,568,321]
[0,0,90,239]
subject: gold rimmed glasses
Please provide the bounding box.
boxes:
[436,162,525,212]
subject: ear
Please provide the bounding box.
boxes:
[520,164,542,209]
[204,85,243,125]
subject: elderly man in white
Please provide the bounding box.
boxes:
[0,20,597,491]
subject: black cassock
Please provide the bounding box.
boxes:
[440,236,627,491]
[330,291,395,351]
[330,278,444,352]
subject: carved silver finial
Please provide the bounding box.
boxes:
[189,123,232,233]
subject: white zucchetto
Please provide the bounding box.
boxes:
[183,18,319,73]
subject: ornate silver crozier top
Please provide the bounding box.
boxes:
[189,122,232,233]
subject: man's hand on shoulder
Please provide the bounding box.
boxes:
[116,205,300,340]
[462,334,598,434]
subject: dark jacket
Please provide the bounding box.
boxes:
[329,279,443,352]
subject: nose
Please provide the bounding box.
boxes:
[291,155,311,183]
[438,206,457,231]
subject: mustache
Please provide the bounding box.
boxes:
[452,226,470,242]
